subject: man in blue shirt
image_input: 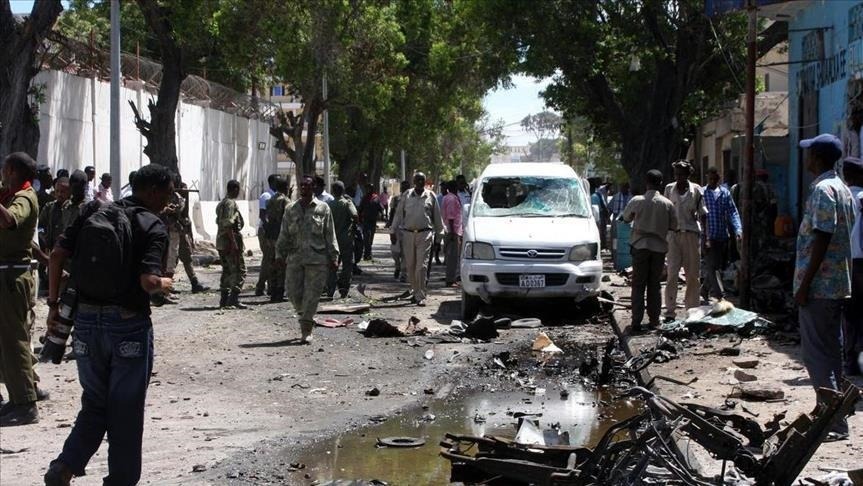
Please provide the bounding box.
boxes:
[702,167,741,300]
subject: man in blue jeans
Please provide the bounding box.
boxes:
[43,163,174,485]
[794,134,856,442]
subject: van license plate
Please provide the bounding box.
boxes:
[519,274,546,288]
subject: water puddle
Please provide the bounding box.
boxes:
[296,387,640,485]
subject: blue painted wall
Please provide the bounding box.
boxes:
[787,1,863,220]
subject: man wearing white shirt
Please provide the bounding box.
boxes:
[83,166,96,202]
[314,176,334,203]
[95,173,114,202]
[842,157,863,376]
[256,174,278,296]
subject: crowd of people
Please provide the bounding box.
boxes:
[8,137,858,483]
[620,133,861,442]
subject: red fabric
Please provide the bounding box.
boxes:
[0,181,31,206]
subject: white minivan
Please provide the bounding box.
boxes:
[460,162,602,319]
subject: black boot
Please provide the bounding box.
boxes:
[191,279,209,293]
[230,290,248,309]
[270,287,285,303]
[0,402,38,427]
[219,289,230,308]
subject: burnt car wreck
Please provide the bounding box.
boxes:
[441,382,860,486]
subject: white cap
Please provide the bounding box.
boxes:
[844,156,863,169]
[799,133,842,151]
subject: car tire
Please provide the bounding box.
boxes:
[462,290,481,321]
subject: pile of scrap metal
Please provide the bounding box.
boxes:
[440,382,860,486]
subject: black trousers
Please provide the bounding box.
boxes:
[703,239,729,299]
[631,248,665,327]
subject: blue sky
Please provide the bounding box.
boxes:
[10,0,70,14]
[482,75,554,147]
[15,0,548,146]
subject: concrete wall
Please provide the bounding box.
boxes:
[34,70,276,242]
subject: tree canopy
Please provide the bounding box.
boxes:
[475,0,752,190]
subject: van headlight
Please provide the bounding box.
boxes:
[569,243,598,261]
[464,241,494,260]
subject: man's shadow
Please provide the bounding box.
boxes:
[239,338,308,348]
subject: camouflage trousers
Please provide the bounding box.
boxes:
[285,262,328,335]
[218,250,246,293]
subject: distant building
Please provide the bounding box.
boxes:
[490,145,530,164]
[689,39,789,208]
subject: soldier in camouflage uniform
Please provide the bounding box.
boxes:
[176,183,208,293]
[326,181,358,298]
[275,175,338,343]
[264,178,289,302]
[216,180,247,309]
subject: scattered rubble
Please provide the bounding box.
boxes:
[360,317,429,338]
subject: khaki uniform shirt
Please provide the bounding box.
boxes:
[216,198,244,252]
[0,187,38,264]
[391,188,444,236]
[275,198,338,265]
[623,190,678,253]
[328,195,358,245]
[664,181,707,233]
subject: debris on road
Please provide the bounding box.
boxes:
[361,317,429,338]
[510,318,542,329]
[660,305,772,336]
[729,383,786,401]
[531,332,562,354]
[376,436,426,448]
[317,317,355,328]
[424,349,434,360]
[734,369,759,382]
[318,303,371,314]
[440,382,860,485]
[365,387,381,397]
[733,358,760,369]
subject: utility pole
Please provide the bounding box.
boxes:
[400,149,406,182]
[740,1,757,308]
[322,70,331,191]
[110,0,121,195]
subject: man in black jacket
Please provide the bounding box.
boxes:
[44,163,174,486]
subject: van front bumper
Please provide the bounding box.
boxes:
[460,259,602,300]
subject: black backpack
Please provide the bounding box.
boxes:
[71,201,135,301]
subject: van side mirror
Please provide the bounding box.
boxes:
[591,204,600,222]
[462,203,470,221]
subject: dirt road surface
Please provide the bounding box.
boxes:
[2,232,860,485]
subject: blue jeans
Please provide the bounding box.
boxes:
[55,307,154,485]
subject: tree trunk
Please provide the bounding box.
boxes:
[0,1,63,159]
[133,0,187,175]
[620,126,682,194]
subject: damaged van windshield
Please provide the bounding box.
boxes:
[473,176,590,218]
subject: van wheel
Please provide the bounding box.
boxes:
[462,290,481,321]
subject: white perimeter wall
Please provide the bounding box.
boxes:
[34,70,276,241]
